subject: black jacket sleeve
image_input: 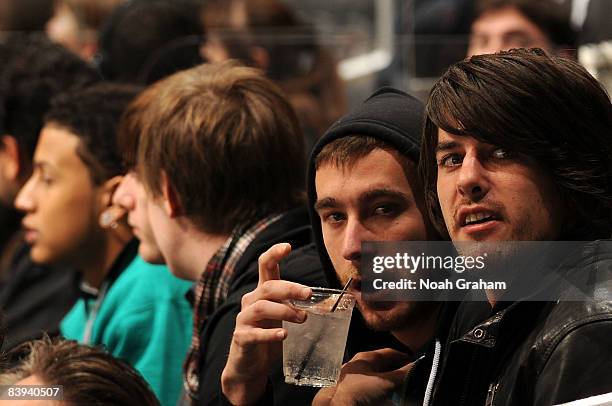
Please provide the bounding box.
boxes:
[197,246,326,406]
[534,320,612,405]
[198,286,320,406]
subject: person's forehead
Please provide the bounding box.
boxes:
[315,149,415,201]
[436,129,474,146]
[35,125,81,166]
[472,6,546,37]
[436,129,499,148]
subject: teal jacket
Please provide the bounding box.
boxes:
[61,244,193,406]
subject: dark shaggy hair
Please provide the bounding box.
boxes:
[0,33,100,166]
[315,135,420,190]
[44,83,141,184]
[96,0,203,84]
[420,48,612,240]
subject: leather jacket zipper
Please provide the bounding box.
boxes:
[485,383,499,406]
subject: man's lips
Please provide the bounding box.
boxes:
[457,206,500,226]
[461,219,501,236]
[345,275,400,307]
[455,206,503,238]
[22,225,39,244]
[347,277,362,298]
[457,206,499,224]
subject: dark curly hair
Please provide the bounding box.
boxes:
[96,0,203,84]
[420,48,612,240]
[44,83,141,185]
[0,33,100,166]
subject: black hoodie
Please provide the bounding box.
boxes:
[232,88,431,406]
[304,87,428,360]
[305,87,459,405]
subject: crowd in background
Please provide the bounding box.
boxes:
[0,1,610,405]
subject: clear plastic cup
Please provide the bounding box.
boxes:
[282,287,356,387]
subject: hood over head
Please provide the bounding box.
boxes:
[306,87,425,287]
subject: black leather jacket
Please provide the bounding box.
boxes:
[430,241,612,406]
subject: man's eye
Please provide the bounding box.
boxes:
[34,170,53,186]
[373,204,397,216]
[324,212,345,224]
[505,33,532,48]
[440,154,463,167]
[492,148,511,159]
[469,35,487,48]
[40,174,54,185]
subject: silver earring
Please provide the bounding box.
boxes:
[100,211,114,227]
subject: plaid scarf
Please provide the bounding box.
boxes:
[183,213,283,401]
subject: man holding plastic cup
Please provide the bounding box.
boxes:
[222,88,447,405]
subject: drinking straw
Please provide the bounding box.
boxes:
[331,277,353,312]
[295,277,353,382]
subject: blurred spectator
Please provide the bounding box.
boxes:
[468,0,577,57]
[0,34,99,174]
[13,83,192,406]
[115,61,325,404]
[0,43,18,271]
[0,0,54,33]
[202,0,346,148]
[0,337,160,406]
[45,0,125,62]
[95,0,203,84]
[0,33,99,352]
[412,0,475,79]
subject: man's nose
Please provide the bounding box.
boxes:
[341,218,369,263]
[456,155,489,202]
[14,177,35,213]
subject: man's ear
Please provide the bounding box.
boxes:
[161,172,183,218]
[101,175,124,206]
[0,135,22,182]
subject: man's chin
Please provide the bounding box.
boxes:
[138,244,166,265]
[358,298,397,311]
[30,246,54,265]
[356,300,405,331]
[356,300,438,333]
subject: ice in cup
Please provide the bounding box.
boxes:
[282,287,356,387]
